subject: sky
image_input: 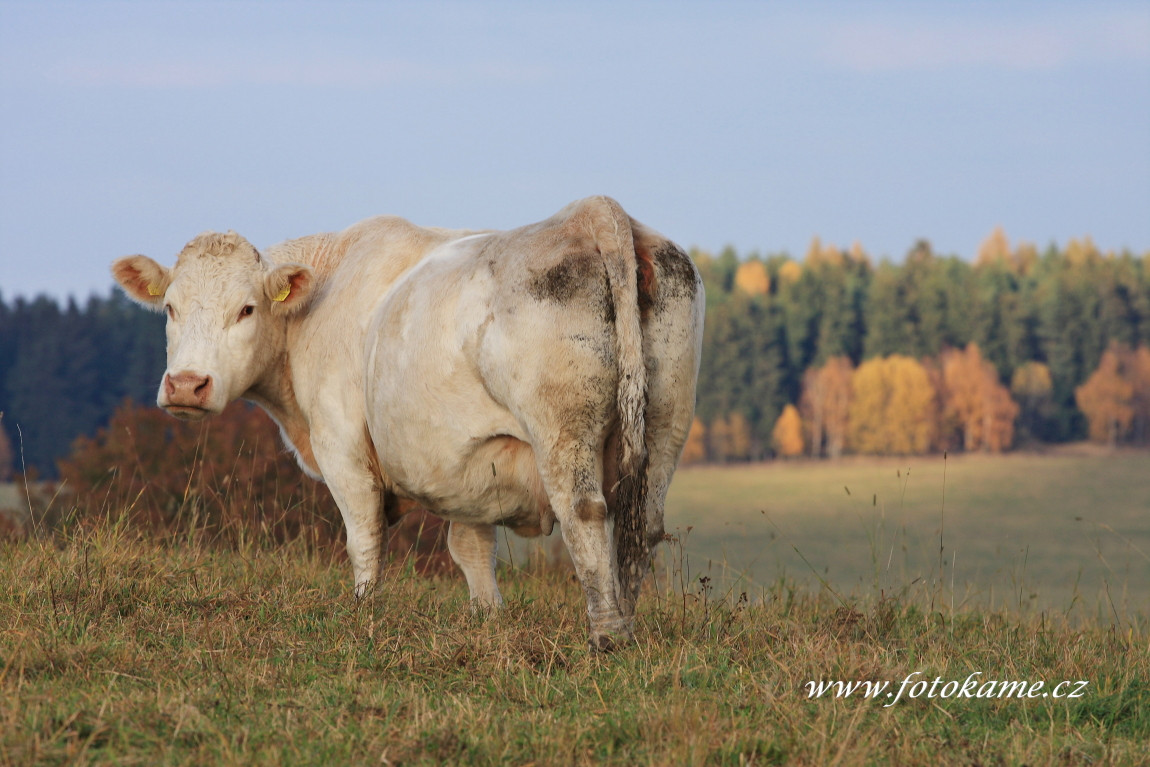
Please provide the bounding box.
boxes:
[1,0,1148,302]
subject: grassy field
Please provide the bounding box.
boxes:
[663,448,1150,621]
[2,448,1149,764]
[1,525,1148,765]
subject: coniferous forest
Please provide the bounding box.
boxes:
[1,229,1148,478]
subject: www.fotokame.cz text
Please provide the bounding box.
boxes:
[806,672,1089,707]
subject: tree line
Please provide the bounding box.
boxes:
[0,292,166,477]
[688,229,1150,460]
[1,228,1148,478]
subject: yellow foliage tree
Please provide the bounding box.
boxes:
[848,355,936,455]
[1066,236,1101,267]
[1014,241,1039,276]
[805,236,845,268]
[940,343,1019,452]
[976,226,1011,268]
[847,241,870,265]
[777,260,802,284]
[679,417,707,465]
[771,405,804,458]
[800,356,853,458]
[734,260,770,296]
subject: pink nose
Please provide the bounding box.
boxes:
[164,371,213,409]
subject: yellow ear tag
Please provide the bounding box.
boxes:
[147,284,163,297]
[272,286,291,303]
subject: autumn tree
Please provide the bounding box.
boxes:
[848,355,936,455]
[734,259,769,296]
[1127,345,1150,443]
[1075,343,1150,445]
[726,412,752,461]
[975,226,1012,269]
[939,343,1019,452]
[771,404,804,457]
[800,356,853,458]
[1075,348,1134,445]
[679,417,707,465]
[777,260,802,285]
[707,412,752,462]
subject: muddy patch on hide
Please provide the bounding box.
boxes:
[527,252,598,304]
[570,332,615,369]
[652,242,699,309]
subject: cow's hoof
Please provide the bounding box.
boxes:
[589,632,633,654]
[590,634,618,653]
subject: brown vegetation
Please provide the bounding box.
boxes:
[0,411,12,481]
[56,400,452,573]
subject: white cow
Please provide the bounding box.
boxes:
[112,196,704,650]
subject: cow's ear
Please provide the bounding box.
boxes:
[112,255,171,310]
[264,264,314,315]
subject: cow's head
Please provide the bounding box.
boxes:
[112,231,313,420]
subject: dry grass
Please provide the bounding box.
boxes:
[1,521,1147,766]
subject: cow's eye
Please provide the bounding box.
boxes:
[238,305,256,322]
[165,304,175,320]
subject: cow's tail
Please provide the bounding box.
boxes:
[590,196,653,616]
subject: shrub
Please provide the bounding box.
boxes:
[57,400,452,574]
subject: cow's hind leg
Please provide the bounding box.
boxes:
[537,437,631,652]
[447,520,503,609]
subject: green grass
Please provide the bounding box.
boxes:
[664,448,1150,620]
[2,522,1149,765]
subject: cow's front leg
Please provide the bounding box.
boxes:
[447,520,503,608]
[317,453,385,597]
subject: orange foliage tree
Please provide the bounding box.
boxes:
[1074,344,1150,446]
[58,400,452,573]
[848,355,936,455]
[799,356,853,458]
[1126,345,1150,443]
[679,417,707,465]
[939,343,1019,452]
[771,404,804,457]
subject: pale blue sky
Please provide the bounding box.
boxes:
[1,1,1148,301]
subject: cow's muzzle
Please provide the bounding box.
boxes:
[161,371,215,419]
